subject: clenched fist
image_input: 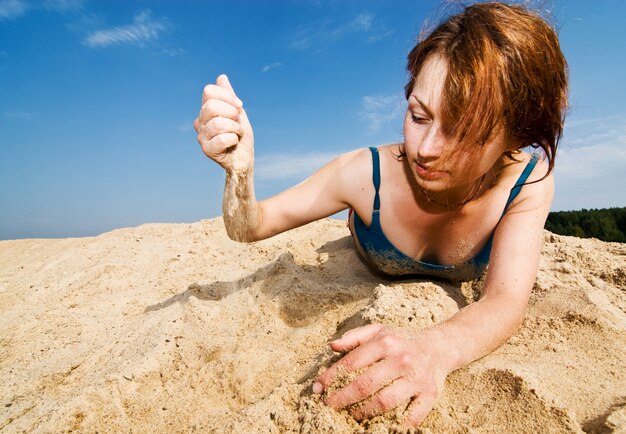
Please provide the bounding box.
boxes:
[194,74,254,172]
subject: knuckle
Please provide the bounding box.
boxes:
[209,134,225,148]
[379,334,396,350]
[397,353,414,370]
[196,133,206,146]
[340,356,356,372]
[213,134,232,147]
[205,99,221,114]
[208,118,226,135]
[352,376,372,396]
[206,116,218,130]
[196,124,212,141]
[373,392,395,411]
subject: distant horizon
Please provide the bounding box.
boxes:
[1,0,625,240]
[3,205,626,242]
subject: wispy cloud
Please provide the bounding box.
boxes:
[290,13,391,50]
[562,113,626,148]
[552,113,626,210]
[360,93,405,134]
[83,10,165,48]
[160,47,185,57]
[0,0,84,20]
[255,151,341,181]
[0,0,29,20]
[4,110,33,120]
[261,62,282,73]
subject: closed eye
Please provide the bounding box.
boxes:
[411,114,429,124]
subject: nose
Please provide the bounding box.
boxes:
[417,124,446,161]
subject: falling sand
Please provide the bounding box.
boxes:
[1,218,625,432]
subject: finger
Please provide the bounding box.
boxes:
[202,82,242,108]
[198,132,239,156]
[350,377,414,421]
[216,74,243,107]
[200,116,243,139]
[330,323,385,353]
[198,99,240,125]
[403,391,436,428]
[315,334,386,395]
[325,360,399,410]
[216,74,235,93]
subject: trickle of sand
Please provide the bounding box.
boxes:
[222,168,259,242]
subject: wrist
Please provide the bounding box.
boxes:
[420,325,462,375]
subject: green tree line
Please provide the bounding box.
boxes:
[545,207,626,242]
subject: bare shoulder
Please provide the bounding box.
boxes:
[333,145,395,218]
[504,152,554,213]
[326,147,372,196]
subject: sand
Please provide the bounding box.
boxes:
[1,218,625,433]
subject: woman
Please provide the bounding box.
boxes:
[193,2,567,427]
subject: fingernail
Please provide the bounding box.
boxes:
[312,382,323,394]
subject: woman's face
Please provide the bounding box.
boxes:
[403,55,508,194]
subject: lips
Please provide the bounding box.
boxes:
[415,162,447,180]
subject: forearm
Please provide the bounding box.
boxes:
[427,291,529,374]
[222,168,262,242]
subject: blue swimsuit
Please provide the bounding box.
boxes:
[351,147,539,281]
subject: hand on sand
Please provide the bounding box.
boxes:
[194,74,254,172]
[313,323,450,427]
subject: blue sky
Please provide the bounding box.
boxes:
[1,0,625,240]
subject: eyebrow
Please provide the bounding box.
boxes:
[409,95,434,118]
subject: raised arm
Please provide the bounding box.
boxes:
[194,75,363,242]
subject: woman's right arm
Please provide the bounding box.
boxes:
[194,74,364,242]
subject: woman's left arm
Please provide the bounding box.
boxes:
[314,169,554,427]
[432,169,554,370]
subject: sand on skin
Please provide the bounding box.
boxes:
[0,218,625,433]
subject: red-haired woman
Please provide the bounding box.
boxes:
[194,1,568,427]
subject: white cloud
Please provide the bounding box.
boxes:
[261,62,282,73]
[351,13,373,31]
[84,10,165,48]
[0,0,84,20]
[255,151,341,181]
[360,93,405,134]
[552,113,626,211]
[4,110,33,120]
[0,0,28,20]
[290,12,390,50]
[160,47,185,57]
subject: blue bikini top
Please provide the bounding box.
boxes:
[352,147,539,281]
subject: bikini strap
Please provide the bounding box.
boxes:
[369,147,381,211]
[502,153,540,214]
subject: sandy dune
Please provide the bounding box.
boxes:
[1,218,625,433]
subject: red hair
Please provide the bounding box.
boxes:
[405,2,568,177]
